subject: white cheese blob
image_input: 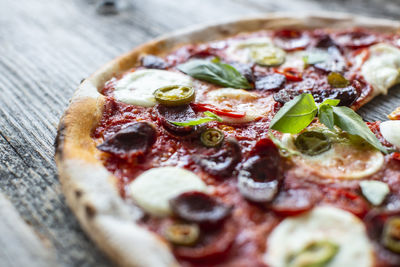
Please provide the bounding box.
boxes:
[282,133,384,180]
[206,88,275,123]
[280,50,306,71]
[264,206,374,267]
[362,43,400,96]
[380,120,400,147]
[129,167,207,217]
[360,180,390,206]
[226,37,286,66]
[114,69,192,107]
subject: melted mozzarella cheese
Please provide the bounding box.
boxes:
[206,88,275,123]
[114,69,192,107]
[282,133,384,179]
[380,120,400,147]
[129,167,207,217]
[360,180,390,206]
[264,206,374,267]
[226,37,286,65]
[362,43,400,96]
[280,51,306,71]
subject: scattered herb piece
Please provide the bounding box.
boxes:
[169,111,223,126]
[177,59,252,89]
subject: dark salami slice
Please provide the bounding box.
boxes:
[313,46,346,73]
[170,191,232,227]
[97,122,157,159]
[156,104,202,136]
[229,62,255,83]
[140,55,168,69]
[193,138,242,178]
[255,73,286,91]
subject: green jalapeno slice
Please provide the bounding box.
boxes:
[327,72,349,88]
[294,131,332,156]
[287,240,339,267]
[164,223,200,246]
[200,128,224,147]
[382,217,400,253]
[154,85,195,106]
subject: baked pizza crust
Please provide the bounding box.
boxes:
[55,12,400,267]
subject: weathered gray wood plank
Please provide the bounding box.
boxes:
[1,0,400,266]
[0,193,56,267]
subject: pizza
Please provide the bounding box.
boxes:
[55,14,400,267]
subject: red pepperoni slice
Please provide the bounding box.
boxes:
[174,221,237,262]
[269,188,322,216]
[273,30,310,51]
[334,31,377,49]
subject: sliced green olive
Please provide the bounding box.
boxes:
[249,45,286,66]
[200,128,224,147]
[327,72,349,88]
[382,217,400,253]
[164,223,200,246]
[154,85,195,106]
[287,240,339,267]
[294,131,332,156]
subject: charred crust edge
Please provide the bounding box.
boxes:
[54,120,66,160]
[85,204,96,218]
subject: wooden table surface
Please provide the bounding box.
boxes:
[1,0,400,266]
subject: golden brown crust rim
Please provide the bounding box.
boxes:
[55,13,400,267]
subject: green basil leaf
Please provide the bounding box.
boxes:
[169,111,222,126]
[177,59,252,89]
[332,106,387,153]
[320,99,340,107]
[270,93,318,134]
[318,104,335,130]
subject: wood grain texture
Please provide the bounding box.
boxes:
[0,194,56,267]
[0,0,400,266]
